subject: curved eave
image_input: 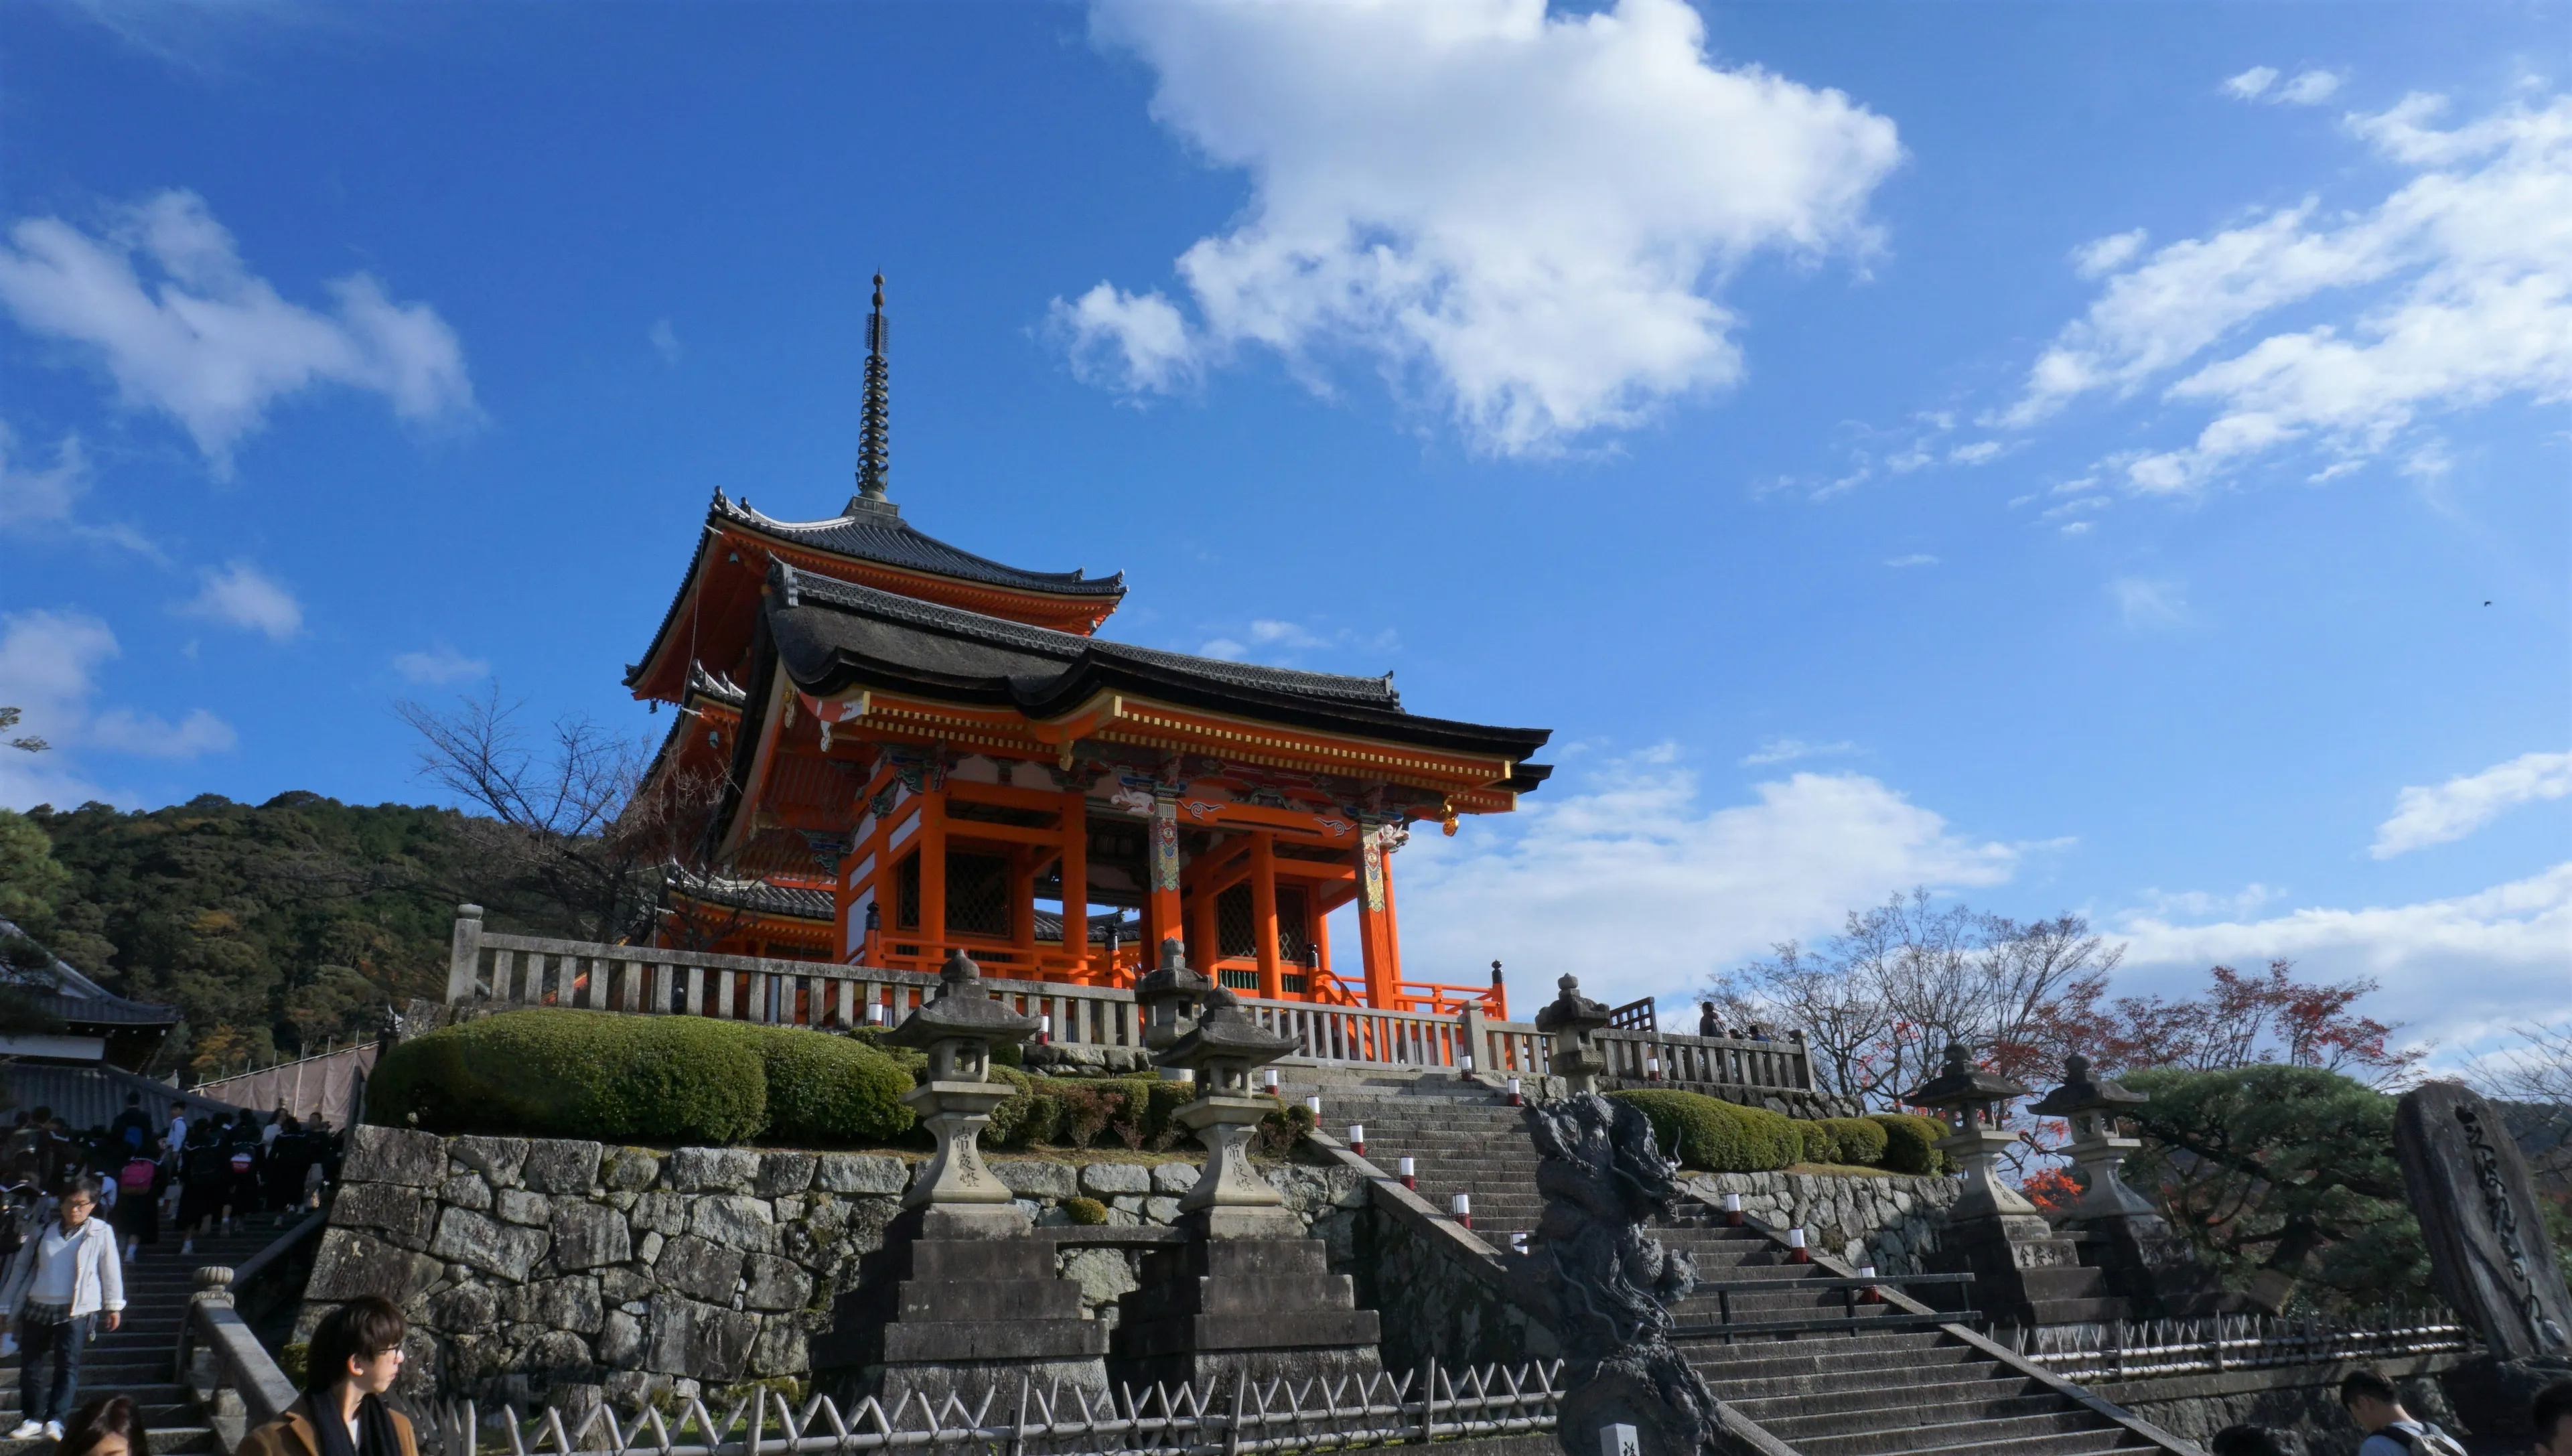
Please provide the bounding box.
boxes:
[774,626,1551,769]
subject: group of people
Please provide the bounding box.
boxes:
[0,1092,345,1441]
[2203,1370,2572,1456]
[0,1297,419,1456]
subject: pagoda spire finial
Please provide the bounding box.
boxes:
[851,273,893,512]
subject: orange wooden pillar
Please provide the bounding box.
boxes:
[1147,793,1184,965]
[1355,831,1400,1009]
[1060,788,1088,978]
[918,790,948,963]
[1251,832,1282,1000]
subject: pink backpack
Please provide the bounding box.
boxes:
[118,1158,155,1193]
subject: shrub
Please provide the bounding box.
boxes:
[1062,1195,1108,1226]
[1818,1117,1890,1168]
[759,1028,914,1143]
[366,1009,916,1147]
[1253,1096,1313,1157]
[1608,1090,1804,1173]
[1869,1113,1949,1175]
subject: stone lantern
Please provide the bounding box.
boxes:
[1900,1041,2038,1221]
[2029,1053,2156,1221]
[886,948,1039,1235]
[1135,937,1210,1055]
[1534,974,1612,1094]
[1155,984,1301,1239]
[1114,982,1382,1387]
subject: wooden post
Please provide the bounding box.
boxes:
[1060,789,1088,978]
[1355,836,1397,1009]
[1251,832,1282,1001]
[1148,793,1184,966]
[920,790,948,965]
[447,905,484,1005]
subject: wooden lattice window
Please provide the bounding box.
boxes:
[895,853,921,932]
[1216,883,1257,960]
[1218,969,1261,991]
[1275,886,1312,967]
[946,851,1012,939]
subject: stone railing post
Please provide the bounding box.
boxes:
[1459,1004,1491,1080]
[446,905,484,1005]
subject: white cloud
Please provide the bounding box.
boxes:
[2223,66,2344,106]
[1058,0,1902,455]
[0,424,157,555]
[2001,92,2572,493]
[1948,440,2005,465]
[2277,70,2344,106]
[2109,576,2187,627]
[1883,554,1938,568]
[2116,864,2572,1068]
[393,644,489,685]
[649,318,681,366]
[2072,229,2148,278]
[1392,749,2028,1007]
[1741,737,1857,765]
[2371,749,2572,858]
[2223,67,2281,101]
[87,707,237,758]
[1198,636,1247,661]
[0,608,234,807]
[1198,617,1389,663]
[178,561,302,640]
[0,190,474,473]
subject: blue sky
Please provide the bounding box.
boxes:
[3,0,2565,1069]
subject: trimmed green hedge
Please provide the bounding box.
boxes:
[1867,1112,1949,1175]
[1610,1090,1806,1172]
[1608,1090,1952,1176]
[368,1009,914,1145]
[1818,1116,1891,1168]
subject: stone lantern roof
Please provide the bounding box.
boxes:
[2029,1053,2147,1120]
[1532,974,1610,1035]
[887,950,1039,1049]
[1901,1041,2032,1113]
[1157,985,1297,1072]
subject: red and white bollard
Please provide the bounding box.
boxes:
[1506,1077,1523,1106]
[1723,1192,1743,1227]
[1305,1095,1322,1119]
[1451,1192,1473,1230]
[1348,1124,1366,1157]
[1788,1227,1810,1264]
[1857,1264,1881,1303]
[1263,1068,1280,1094]
[1646,1055,1662,1082]
[1039,1013,1052,1047]
[1399,1157,1417,1191]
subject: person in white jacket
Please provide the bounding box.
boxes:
[0,1177,123,1441]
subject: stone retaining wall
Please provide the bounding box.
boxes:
[1679,1168,1960,1272]
[305,1126,1366,1412]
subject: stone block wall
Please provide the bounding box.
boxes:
[306,1125,1367,1412]
[1680,1168,1959,1272]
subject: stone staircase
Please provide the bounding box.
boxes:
[1295,1075,1545,1249]
[0,1218,281,1453]
[1305,1074,2195,1456]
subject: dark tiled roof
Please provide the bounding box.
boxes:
[715,492,1126,598]
[775,565,1402,707]
[0,918,181,1027]
[764,563,1553,764]
[687,662,747,709]
[0,1063,239,1133]
[664,867,834,921]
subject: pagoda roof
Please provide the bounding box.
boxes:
[626,491,1127,701]
[715,494,1125,599]
[764,563,1555,768]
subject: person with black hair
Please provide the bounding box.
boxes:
[0,1176,124,1440]
[107,1096,152,1166]
[2535,1376,2572,1456]
[222,1110,265,1232]
[234,1295,417,1456]
[2340,1369,2466,1456]
[58,1394,150,1456]
[2209,1425,2295,1456]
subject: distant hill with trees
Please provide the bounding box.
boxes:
[0,792,603,1082]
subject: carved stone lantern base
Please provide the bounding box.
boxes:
[902,1080,1024,1236]
[810,1212,1110,1412]
[1174,1094,1296,1238]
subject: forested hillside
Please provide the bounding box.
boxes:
[0,794,597,1081]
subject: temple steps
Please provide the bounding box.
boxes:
[0,1222,279,1455]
